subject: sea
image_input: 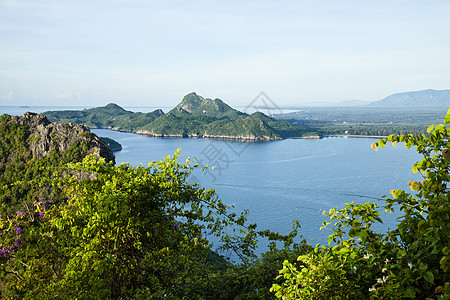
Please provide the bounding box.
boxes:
[1,106,423,257]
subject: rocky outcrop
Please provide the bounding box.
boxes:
[4,112,115,163]
[134,129,281,141]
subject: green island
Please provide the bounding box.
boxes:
[43,92,314,141]
[0,109,449,298]
[43,91,449,140]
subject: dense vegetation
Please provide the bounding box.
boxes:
[43,93,312,140]
[0,114,311,299]
[100,137,122,151]
[271,110,450,299]
[0,113,113,215]
[275,107,446,137]
[1,109,450,299]
[44,93,448,139]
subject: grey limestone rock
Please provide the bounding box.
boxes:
[4,112,115,164]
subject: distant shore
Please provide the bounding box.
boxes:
[93,127,389,142]
[93,126,283,142]
[325,134,388,139]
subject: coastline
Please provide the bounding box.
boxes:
[91,126,283,142]
[91,126,387,142]
[324,134,388,139]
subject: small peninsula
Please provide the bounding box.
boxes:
[43,92,314,141]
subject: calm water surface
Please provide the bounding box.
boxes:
[92,129,422,252]
[1,106,422,254]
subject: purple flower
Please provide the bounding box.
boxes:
[173,224,178,229]
[38,212,44,217]
[0,214,2,218]
[16,211,24,216]
[14,225,24,235]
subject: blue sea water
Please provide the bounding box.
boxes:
[92,129,422,253]
[1,106,423,255]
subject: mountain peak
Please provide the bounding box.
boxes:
[173,92,237,117]
[103,103,128,111]
[177,93,205,111]
[369,89,450,107]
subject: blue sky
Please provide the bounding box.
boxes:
[1,0,449,107]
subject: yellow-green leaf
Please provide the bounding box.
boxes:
[424,271,434,284]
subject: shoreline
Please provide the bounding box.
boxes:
[324,134,388,139]
[91,126,387,142]
[92,126,283,142]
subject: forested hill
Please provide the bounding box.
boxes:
[43,92,312,140]
[369,89,450,107]
[0,112,114,214]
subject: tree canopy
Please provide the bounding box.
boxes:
[0,148,310,299]
[271,109,450,299]
[2,109,450,299]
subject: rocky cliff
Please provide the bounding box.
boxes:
[2,112,115,164]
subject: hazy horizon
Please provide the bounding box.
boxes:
[1,0,450,107]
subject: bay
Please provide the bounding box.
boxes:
[92,128,422,253]
[1,106,422,254]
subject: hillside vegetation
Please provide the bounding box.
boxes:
[0,113,114,215]
[43,93,312,140]
[0,113,311,299]
[275,106,447,137]
[1,110,449,299]
[271,110,450,299]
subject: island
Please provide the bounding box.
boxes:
[100,137,122,152]
[43,92,316,141]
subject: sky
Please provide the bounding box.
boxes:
[1,0,450,107]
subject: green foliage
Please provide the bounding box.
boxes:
[43,94,313,139]
[100,137,122,151]
[1,112,315,298]
[0,115,98,215]
[1,147,311,299]
[271,109,450,299]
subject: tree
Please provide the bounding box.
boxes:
[1,149,309,299]
[271,109,450,299]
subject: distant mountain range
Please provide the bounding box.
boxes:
[368,89,450,107]
[43,92,314,141]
